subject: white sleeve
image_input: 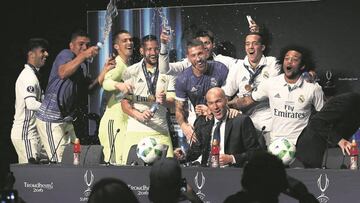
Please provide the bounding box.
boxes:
[312,84,325,111]
[17,70,41,111]
[167,59,190,75]
[159,43,171,74]
[25,97,41,111]
[215,54,239,69]
[222,63,240,97]
[251,79,269,101]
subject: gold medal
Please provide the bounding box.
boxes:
[147,95,155,102]
[245,84,252,91]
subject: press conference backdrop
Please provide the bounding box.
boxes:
[87,0,360,135]
[11,165,360,203]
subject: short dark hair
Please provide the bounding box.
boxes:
[88,178,139,203]
[186,39,204,51]
[112,29,131,45]
[241,151,288,197]
[279,45,315,71]
[195,29,214,43]
[244,32,264,45]
[149,158,182,203]
[141,35,157,47]
[26,38,49,53]
[70,29,89,42]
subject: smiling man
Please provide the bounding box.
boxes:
[224,32,281,145]
[174,40,228,143]
[184,87,260,167]
[120,35,176,164]
[11,38,49,163]
[35,29,113,162]
[233,45,324,146]
[98,30,134,164]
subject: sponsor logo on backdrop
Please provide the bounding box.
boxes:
[324,70,335,89]
[80,170,95,202]
[128,184,149,196]
[194,172,210,203]
[24,181,54,193]
[317,173,330,203]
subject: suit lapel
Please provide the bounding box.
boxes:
[202,119,214,165]
[224,117,233,149]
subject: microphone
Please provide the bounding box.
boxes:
[106,128,120,166]
[340,155,347,169]
[49,131,68,163]
[321,133,331,169]
[258,126,267,150]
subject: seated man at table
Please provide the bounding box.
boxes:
[175,87,261,167]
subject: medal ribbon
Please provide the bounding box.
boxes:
[141,60,159,96]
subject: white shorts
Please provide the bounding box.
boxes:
[36,119,76,162]
[11,136,47,164]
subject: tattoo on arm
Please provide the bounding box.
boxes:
[175,100,187,126]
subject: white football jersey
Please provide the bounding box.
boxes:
[252,74,324,145]
[11,64,42,140]
[222,55,281,131]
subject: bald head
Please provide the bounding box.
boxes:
[206,87,225,100]
[206,87,227,120]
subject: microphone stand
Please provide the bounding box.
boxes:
[49,131,68,163]
[106,128,120,166]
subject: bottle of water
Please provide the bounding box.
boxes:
[210,139,220,168]
[73,138,81,165]
[350,139,358,170]
[150,103,159,114]
[177,128,189,157]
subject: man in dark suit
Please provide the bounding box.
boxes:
[179,87,261,167]
[296,92,360,168]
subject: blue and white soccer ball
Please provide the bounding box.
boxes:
[136,137,165,164]
[268,137,296,165]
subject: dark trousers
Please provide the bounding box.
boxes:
[295,127,328,168]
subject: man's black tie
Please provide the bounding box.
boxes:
[213,120,222,143]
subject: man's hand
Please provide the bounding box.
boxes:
[180,123,197,143]
[82,46,99,59]
[160,30,171,44]
[338,138,351,155]
[249,21,260,32]
[103,57,116,72]
[115,81,133,95]
[219,154,234,166]
[174,148,186,160]
[135,109,154,123]
[228,108,240,118]
[195,104,210,116]
[156,91,166,105]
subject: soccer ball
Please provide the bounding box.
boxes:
[136,137,165,164]
[268,138,296,165]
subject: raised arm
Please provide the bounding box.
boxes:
[58,46,98,79]
[159,31,190,75]
[228,95,256,110]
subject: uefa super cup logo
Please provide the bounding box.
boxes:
[194,172,206,200]
[84,170,94,197]
[317,173,329,203]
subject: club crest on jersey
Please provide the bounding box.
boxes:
[263,71,269,79]
[210,78,218,87]
[27,86,35,93]
[298,95,305,103]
